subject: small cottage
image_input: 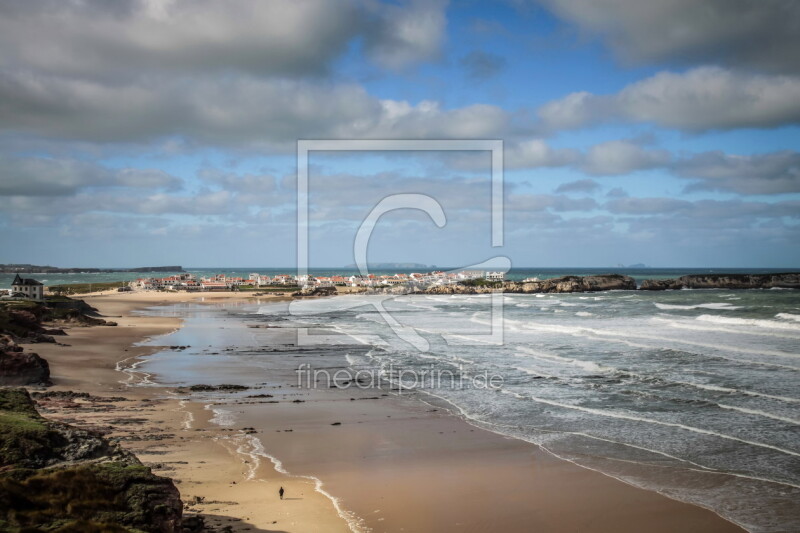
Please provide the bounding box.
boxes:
[11,274,44,301]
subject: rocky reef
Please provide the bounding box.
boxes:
[506,274,637,293]
[419,274,637,295]
[0,388,183,532]
[293,286,337,297]
[640,272,800,290]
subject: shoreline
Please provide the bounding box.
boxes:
[22,290,748,532]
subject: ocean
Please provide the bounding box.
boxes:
[134,286,800,533]
[1,266,796,289]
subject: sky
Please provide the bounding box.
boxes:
[0,0,799,269]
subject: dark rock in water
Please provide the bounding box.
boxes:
[0,388,183,532]
[640,272,800,290]
[188,384,249,392]
[0,338,50,386]
[510,274,637,293]
[421,274,636,294]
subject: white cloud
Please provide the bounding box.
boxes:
[555,179,600,194]
[582,140,669,175]
[0,72,509,147]
[0,0,446,78]
[537,0,800,74]
[505,139,580,169]
[675,150,800,195]
[539,67,800,132]
[363,0,447,70]
[0,155,182,196]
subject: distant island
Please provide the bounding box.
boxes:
[0,264,185,274]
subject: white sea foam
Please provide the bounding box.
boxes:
[669,380,800,404]
[776,313,800,322]
[205,403,236,427]
[696,314,800,332]
[516,346,613,373]
[717,404,800,425]
[650,316,800,340]
[231,432,369,533]
[654,302,743,310]
[178,399,194,429]
[513,393,800,458]
[575,311,593,317]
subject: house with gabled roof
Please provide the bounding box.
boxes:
[12,274,44,301]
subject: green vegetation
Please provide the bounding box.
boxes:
[0,389,181,532]
[0,463,169,532]
[0,389,67,469]
[48,281,128,295]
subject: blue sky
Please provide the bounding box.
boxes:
[0,0,798,268]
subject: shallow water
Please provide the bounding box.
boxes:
[138,289,800,533]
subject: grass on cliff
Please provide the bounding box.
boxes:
[0,464,153,533]
[0,389,179,532]
[0,389,53,468]
[48,281,128,295]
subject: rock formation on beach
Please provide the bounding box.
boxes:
[294,286,337,297]
[0,297,116,386]
[506,274,637,293]
[640,272,800,290]
[0,388,183,532]
[417,274,637,295]
[0,336,50,386]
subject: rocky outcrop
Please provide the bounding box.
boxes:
[418,274,637,295]
[0,389,183,532]
[506,274,637,293]
[0,337,50,386]
[0,306,59,343]
[0,298,117,388]
[640,273,800,290]
[293,286,337,297]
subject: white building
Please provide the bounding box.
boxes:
[11,274,44,301]
[485,271,505,282]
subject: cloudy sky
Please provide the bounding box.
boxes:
[1,0,798,268]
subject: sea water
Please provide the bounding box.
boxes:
[137,288,800,532]
[260,289,800,533]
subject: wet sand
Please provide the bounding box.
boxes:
[22,290,747,532]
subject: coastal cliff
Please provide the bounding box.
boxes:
[0,336,50,386]
[0,388,183,532]
[640,273,800,290]
[0,298,115,386]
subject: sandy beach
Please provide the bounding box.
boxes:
[21,290,747,533]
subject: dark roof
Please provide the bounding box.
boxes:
[12,274,42,286]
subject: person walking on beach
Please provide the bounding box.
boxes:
[279,487,284,500]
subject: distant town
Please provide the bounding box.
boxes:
[132,270,507,291]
